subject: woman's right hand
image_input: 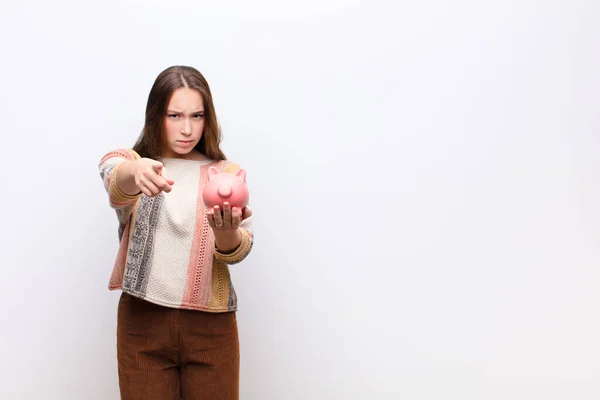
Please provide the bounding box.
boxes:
[132,158,175,197]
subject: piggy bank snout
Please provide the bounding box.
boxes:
[217,185,232,198]
[203,168,249,209]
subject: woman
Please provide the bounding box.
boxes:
[98,65,253,399]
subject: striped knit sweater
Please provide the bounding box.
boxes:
[98,149,253,312]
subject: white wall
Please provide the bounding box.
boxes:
[1,1,599,399]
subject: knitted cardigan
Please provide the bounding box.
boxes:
[98,149,253,312]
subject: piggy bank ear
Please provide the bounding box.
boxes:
[235,168,246,182]
[207,166,220,180]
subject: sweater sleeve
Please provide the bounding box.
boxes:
[213,161,255,265]
[98,149,142,223]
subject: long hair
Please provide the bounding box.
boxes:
[133,65,226,160]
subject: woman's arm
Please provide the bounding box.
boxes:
[99,149,143,212]
[114,160,142,196]
[214,229,243,254]
[98,149,174,225]
[210,203,252,253]
[116,158,174,197]
[206,161,255,264]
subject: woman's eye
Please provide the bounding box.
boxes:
[168,114,179,118]
[193,114,204,119]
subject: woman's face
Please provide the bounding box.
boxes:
[162,87,205,158]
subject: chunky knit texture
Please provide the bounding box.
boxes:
[99,149,253,312]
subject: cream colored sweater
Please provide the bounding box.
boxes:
[98,149,253,312]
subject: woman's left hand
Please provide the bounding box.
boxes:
[207,202,252,232]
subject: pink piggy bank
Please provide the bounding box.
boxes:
[202,166,249,209]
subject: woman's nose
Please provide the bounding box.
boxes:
[181,119,192,135]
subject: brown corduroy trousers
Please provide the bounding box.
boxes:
[116,293,240,400]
